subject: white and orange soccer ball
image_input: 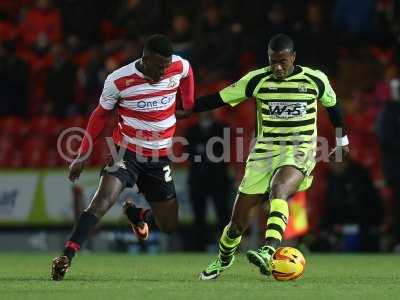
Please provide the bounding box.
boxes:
[271,247,306,281]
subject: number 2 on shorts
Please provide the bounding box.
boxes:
[163,165,172,182]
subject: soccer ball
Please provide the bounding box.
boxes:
[271,247,306,281]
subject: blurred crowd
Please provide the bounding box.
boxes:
[1,0,398,116]
[1,0,400,251]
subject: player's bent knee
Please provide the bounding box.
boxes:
[270,183,290,200]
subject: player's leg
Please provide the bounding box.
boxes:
[122,198,152,240]
[123,198,177,239]
[124,157,179,235]
[51,174,124,281]
[121,153,162,241]
[125,196,178,236]
[142,167,179,234]
[148,197,179,233]
[200,192,265,280]
[247,165,304,276]
[266,166,304,247]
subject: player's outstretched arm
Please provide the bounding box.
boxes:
[68,105,112,182]
[175,92,229,119]
[176,93,228,118]
[325,102,350,162]
[192,93,228,113]
[175,93,227,118]
[178,69,254,117]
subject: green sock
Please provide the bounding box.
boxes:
[219,225,242,262]
[265,198,289,249]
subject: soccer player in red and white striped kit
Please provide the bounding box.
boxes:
[51,35,194,280]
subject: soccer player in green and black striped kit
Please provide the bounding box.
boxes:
[187,34,350,280]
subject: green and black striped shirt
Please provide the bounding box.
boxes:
[219,65,336,155]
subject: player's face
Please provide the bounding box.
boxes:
[268,49,296,80]
[142,52,172,82]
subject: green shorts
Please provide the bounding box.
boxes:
[238,147,315,195]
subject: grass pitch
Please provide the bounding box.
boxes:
[0,253,399,300]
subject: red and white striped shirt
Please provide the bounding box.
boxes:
[80,55,194,157]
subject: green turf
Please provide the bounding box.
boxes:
[0,253,399,300]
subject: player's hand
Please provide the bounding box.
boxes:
[328,145,350,162]
[68,157,86,183]
[175,109,192,119]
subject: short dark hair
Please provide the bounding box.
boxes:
[268,34,294,53]
[144,34,173,57]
